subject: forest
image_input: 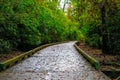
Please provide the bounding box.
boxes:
[0,0,120,79]
[0,0,120,54]
[0,0,82,52]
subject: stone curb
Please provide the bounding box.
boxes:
[116,76,120,80]
[0,41,70,72]
[74,41,100,70]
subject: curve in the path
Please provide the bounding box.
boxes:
[0,41,110,80]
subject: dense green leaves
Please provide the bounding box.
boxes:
[0,39,12,53]
[70,0,102,48]
[0,0,81,53]
[70,0,120,54]
[1,0,119,54]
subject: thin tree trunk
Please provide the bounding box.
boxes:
[63,0,68,12]
[101,2,107,53]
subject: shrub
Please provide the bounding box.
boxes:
[0,39,12,53]
[86,34,101,48]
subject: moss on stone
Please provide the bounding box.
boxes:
[74,41,100,70]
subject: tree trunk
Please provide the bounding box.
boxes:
[101,3,107,53]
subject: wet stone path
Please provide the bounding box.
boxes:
[0,42,110,80]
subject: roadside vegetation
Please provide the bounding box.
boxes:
[0,0,82,53]
[0,0,120,79]
[0,0,120,56]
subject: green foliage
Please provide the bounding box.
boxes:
[70,0,102,48]
[0,0,81,53]
[102,5,120,54]
[0,39,12,53]
[71,0,120,54]
[80,23,101,48]
[0,0,42,51]
[67,22,83,41]
[86,34,101,48]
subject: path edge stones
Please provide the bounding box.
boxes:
[0,41,70,72]
[116,76,120,80]
[74,41,100,70]
[74,41,120,79]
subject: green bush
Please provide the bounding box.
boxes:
[81,23,101,48]
[0,0,81,52]
[0,39,12,53]
[102,13,120,54]
[86,34,101,48]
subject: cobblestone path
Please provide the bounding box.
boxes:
[0,41,110,80]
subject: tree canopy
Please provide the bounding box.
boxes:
[69,0,120,54]
[0,0,81,53]
[0,0,120,54]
